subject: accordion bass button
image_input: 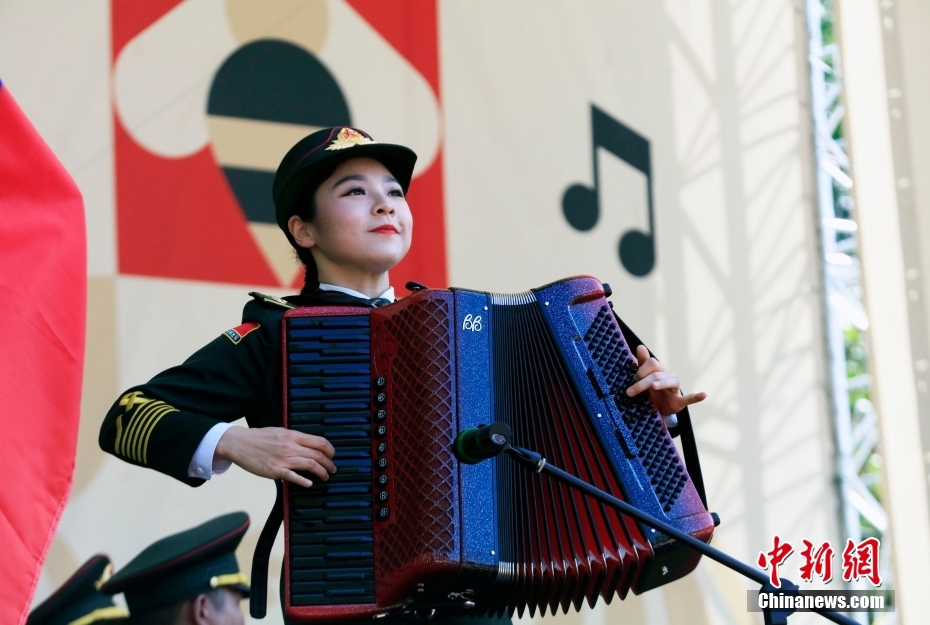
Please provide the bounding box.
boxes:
[377,491,389,503]
[375,391,388,405]
[375,408,387,421]
[376,457,388,471]
[377,474,389,486]
[375,424,387,437]
[377,441,388,454]
[378,506,390,520]
[374,376,387,389]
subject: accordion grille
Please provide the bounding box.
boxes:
[373,296,459,580]
[583,306,687,512]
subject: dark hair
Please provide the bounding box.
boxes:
[128,601,182,625]
[283,162,341,294]
[129,589,231,625]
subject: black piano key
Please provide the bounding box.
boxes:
[288,316,369,328]
[290,579,375,594]
[288,329,369,340]
[290,567,374,582]
[289,363,370,375]
[288,400,370,412]
[289,531,372,546]
[289,519,373,533]
[287,415,369,428]
[288,352,369,365]
[290,552,373,566]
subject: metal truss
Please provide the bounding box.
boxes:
[804,0,891,621]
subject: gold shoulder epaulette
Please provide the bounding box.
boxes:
[249,292,296,310]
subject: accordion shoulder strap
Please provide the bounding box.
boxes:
[250,479,284,619]
[612,312,709,510]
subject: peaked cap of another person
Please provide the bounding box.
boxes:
[28,555,129,625]
[100,512,250,615]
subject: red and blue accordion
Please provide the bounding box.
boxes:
[280,276,714,621]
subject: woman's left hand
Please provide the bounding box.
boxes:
[625,345,707,416]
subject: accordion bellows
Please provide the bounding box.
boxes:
[281,276,714,622]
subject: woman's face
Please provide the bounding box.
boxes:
[292,157,413,277]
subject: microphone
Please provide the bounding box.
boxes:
[453,423,512,464]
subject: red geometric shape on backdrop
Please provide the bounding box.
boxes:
[346,0,440,94]
[111,0,447,290]
[114,122,277,285]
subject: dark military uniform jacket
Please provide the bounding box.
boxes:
[97,287,515,625]
[98,289,379,485]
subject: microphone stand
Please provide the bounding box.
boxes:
[499,443,857,625]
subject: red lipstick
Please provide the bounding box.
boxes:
[372,225,399,234]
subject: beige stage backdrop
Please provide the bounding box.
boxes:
[0,1,844,623]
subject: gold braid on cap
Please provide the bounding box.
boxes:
[209,572,250,589]
[325,128,375,151]
[68,606,130,625]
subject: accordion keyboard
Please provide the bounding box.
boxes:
[286,315,375,606]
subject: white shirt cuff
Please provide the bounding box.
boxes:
[661,413,679,428]
[187,422,236,479]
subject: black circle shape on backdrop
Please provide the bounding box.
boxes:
[618,231,655,277]
[562,184,599,231]
[207,39,351,225]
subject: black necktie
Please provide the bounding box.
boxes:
[368,298,392,307]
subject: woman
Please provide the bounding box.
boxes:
[98,126,705,622]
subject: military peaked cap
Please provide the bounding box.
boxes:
[100,512,250,615]
[272,126,417,231]
[28,555,129,625]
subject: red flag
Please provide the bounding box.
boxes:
[0,79,86,624]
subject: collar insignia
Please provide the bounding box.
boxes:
[325,127,375,151]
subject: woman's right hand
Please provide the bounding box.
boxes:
[214,426,336,488]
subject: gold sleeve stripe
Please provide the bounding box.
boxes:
[112,392,181,464]
[126,402,170,462]
[130,398,162,426]
[118,397,157,457]
[68,606,130,625]
[120,399,172,461]
[118,409,136,457]
[119,407,139,457]
[127,402,165,460]
[141,408,175,465]
[114,415,124,453]
[119,405,143,457]
[133,404,174,462]
[126,401,165,462]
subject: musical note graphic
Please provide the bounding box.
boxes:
[562,105,655,277]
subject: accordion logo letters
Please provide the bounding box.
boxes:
[111,0,447,288]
